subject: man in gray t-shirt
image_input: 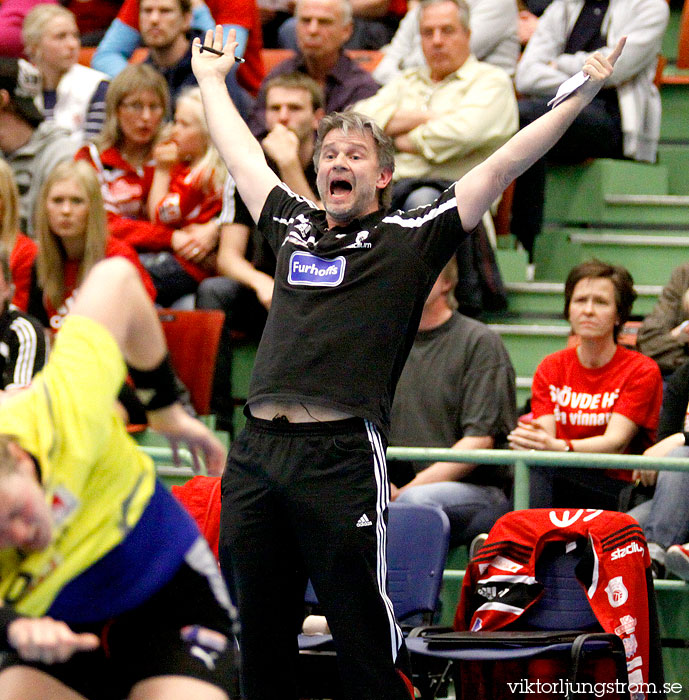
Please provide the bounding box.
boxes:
[389,256,517,544]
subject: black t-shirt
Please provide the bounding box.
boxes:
[248,183,467,436]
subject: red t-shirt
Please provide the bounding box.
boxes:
[117,0,264,96]
[531,345,663,480]
[75,145,176,250]
[10,233,37,312]
[42,237,156,332]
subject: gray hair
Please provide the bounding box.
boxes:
[419,0,471,32]
[296,0,353,25]
[313,111,395,208]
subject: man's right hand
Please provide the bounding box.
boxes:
[8,617,99,664]
[191,25,238,84]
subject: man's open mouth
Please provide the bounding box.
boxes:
[330,180,353,196]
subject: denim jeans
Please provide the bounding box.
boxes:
[628,446,689,550]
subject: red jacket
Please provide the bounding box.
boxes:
[457,509,660,698]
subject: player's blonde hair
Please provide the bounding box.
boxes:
[35,161,108,310]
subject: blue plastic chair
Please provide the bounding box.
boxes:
[406,540,631,700]
[298,501,451,648]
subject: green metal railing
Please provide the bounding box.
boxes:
[387,446,689,510]
[143,443,689,509]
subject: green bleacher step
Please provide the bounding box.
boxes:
[534,226,687,286]
[601,192,689,225]
[657,143,689,196]
[506,281,661,317]
[544,159,669,226]
[487,322,570,376]
[660,83,689,143]
[569,231,689,286]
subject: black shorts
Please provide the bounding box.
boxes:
[0,553,239,699]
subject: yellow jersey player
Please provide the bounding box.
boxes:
[0,257,237,700]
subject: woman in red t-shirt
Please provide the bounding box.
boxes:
[508,259,663,510]
[0,160,37,312]
[28,160,155,332]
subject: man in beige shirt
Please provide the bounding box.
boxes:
[354,0,517,210]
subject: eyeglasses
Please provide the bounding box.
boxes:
[119,100,165,115]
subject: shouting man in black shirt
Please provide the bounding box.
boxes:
[192,25,625,700]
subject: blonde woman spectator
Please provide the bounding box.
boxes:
[0,160,36,311]
[143,87,225,305]
[28,160,155,331]
[22,5,109,143]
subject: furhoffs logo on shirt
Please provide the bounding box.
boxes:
[288,252,346,287]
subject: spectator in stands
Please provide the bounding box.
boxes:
[247,0,379,138]
[277,0,406,51]
[0,58,79,236]
[625,362,689,577]
[508,259,663,511]
[0,160,36,311]
[354,0,517,210]
[0,257,235,700]
[28,160,155,332]
[516,0,553,47]
[143,86,225,306]
[637,262,689,376]
[76,63,168,220]
[22,5,109,143]
[0,0,125,54]
[139,0,198,107]
[0,248,46,393]
[373,0,519,84]
[92,0,263,119]
[510,0,669,261]
[389,257,517,546]
[200,72,323,329]
[195,72,324,431]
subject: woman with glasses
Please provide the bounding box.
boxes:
[76,63,168,222]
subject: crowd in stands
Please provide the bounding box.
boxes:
[1,0,689,693]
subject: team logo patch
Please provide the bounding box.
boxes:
[615,615,637,636]
[288,252,346,287]
[604,576,629,608]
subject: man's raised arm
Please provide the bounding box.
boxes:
[191,27,281,223]
[454,38,626,232]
